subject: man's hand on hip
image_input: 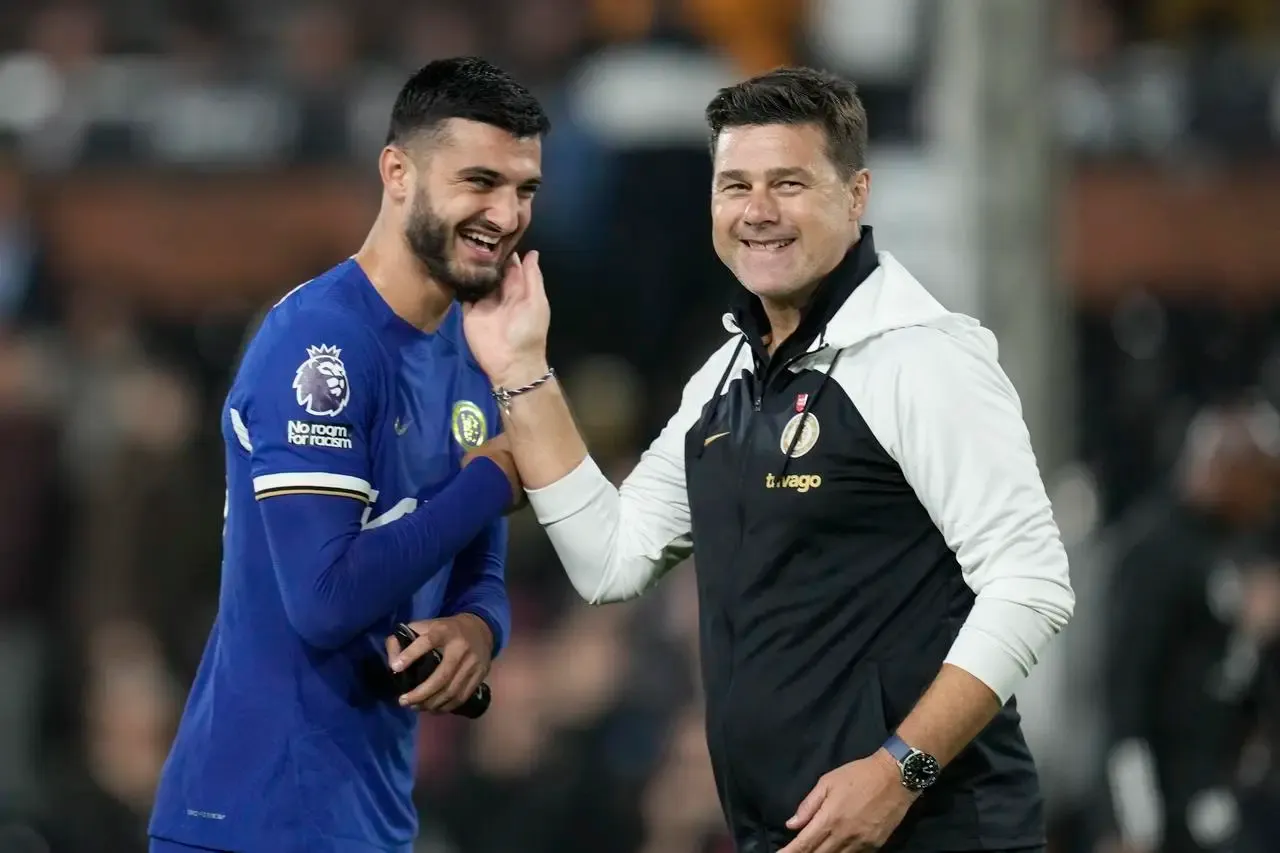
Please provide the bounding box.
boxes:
[779,749,916,853]
[385,614,494,713]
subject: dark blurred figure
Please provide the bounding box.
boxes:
[1239,610,1280,853]
[278,2,359,164]
[0,134,60,327]
[38,622,181,853]
[427,607,652,853]
[639,705,732,853]
[1181,5,1275,158]
[1098,396,1280,853]
[0,133,69,815]
[18,2,112,168]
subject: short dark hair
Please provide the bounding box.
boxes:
[386,56,551,146]
[704,66,868,178]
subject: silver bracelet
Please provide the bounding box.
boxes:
[492,367,556,414]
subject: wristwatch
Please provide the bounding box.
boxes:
[882,734,941,792]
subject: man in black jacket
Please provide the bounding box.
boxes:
[463,67,1075,853]
[1101,400,1280,853]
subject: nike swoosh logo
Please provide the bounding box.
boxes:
[394,418,411,436]
[703,431,730,446]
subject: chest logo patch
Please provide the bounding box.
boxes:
[451,400,488,449]
[780,411,820,458]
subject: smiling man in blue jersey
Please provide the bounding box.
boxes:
[147,57,548,853]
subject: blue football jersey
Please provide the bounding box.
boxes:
[149,258,506,853]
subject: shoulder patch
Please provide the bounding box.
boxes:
[293,344,351,417]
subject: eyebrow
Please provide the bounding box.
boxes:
[714,166,813,184]
[458,166,542,188]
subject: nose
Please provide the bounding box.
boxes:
[485,187,521,234]
[741,189,780,230]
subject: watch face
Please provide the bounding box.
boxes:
[901,751,941,792]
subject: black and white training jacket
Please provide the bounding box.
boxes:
[527,229,1075,852]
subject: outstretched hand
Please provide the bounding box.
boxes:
[462,251,551,389]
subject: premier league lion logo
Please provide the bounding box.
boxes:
[293,344,350,417]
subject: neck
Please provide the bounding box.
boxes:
[353,214,454,333]
[759,299,805,356]
[757,234,859,355]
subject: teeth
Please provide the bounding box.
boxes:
[463,232,499,248]
[745,239,794,249]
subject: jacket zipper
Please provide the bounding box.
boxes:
[718,381,762,836]
[718,346,824,841]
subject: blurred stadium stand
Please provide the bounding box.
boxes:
[0,1,1279,852]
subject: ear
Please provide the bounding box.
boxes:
[848,168,871,222]
[380,145,412,204]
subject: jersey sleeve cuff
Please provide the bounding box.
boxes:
[943,598,1057,704]
[253,472,374,503]
[525,455,611,524]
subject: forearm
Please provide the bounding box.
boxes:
[496,367,685,602]
[524,456,628,602]
[441,519,511,655]
[893,664,1001,766]
[897,589,1070,765]
[494,364,588,490]
[442,575,509,655]
[262,458,512,649]
[878,326,1075,763]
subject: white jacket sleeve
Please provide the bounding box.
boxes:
[525,341,738,603]
[868,323,1075,703]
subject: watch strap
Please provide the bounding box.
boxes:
[882,733,912,764]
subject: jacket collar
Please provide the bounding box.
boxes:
[722,228,961,354]
[727,226,879,365]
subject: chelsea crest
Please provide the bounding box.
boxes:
[451,400,488,450]
[780,411,820,458]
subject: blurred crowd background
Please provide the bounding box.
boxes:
[1,1,1280,852]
